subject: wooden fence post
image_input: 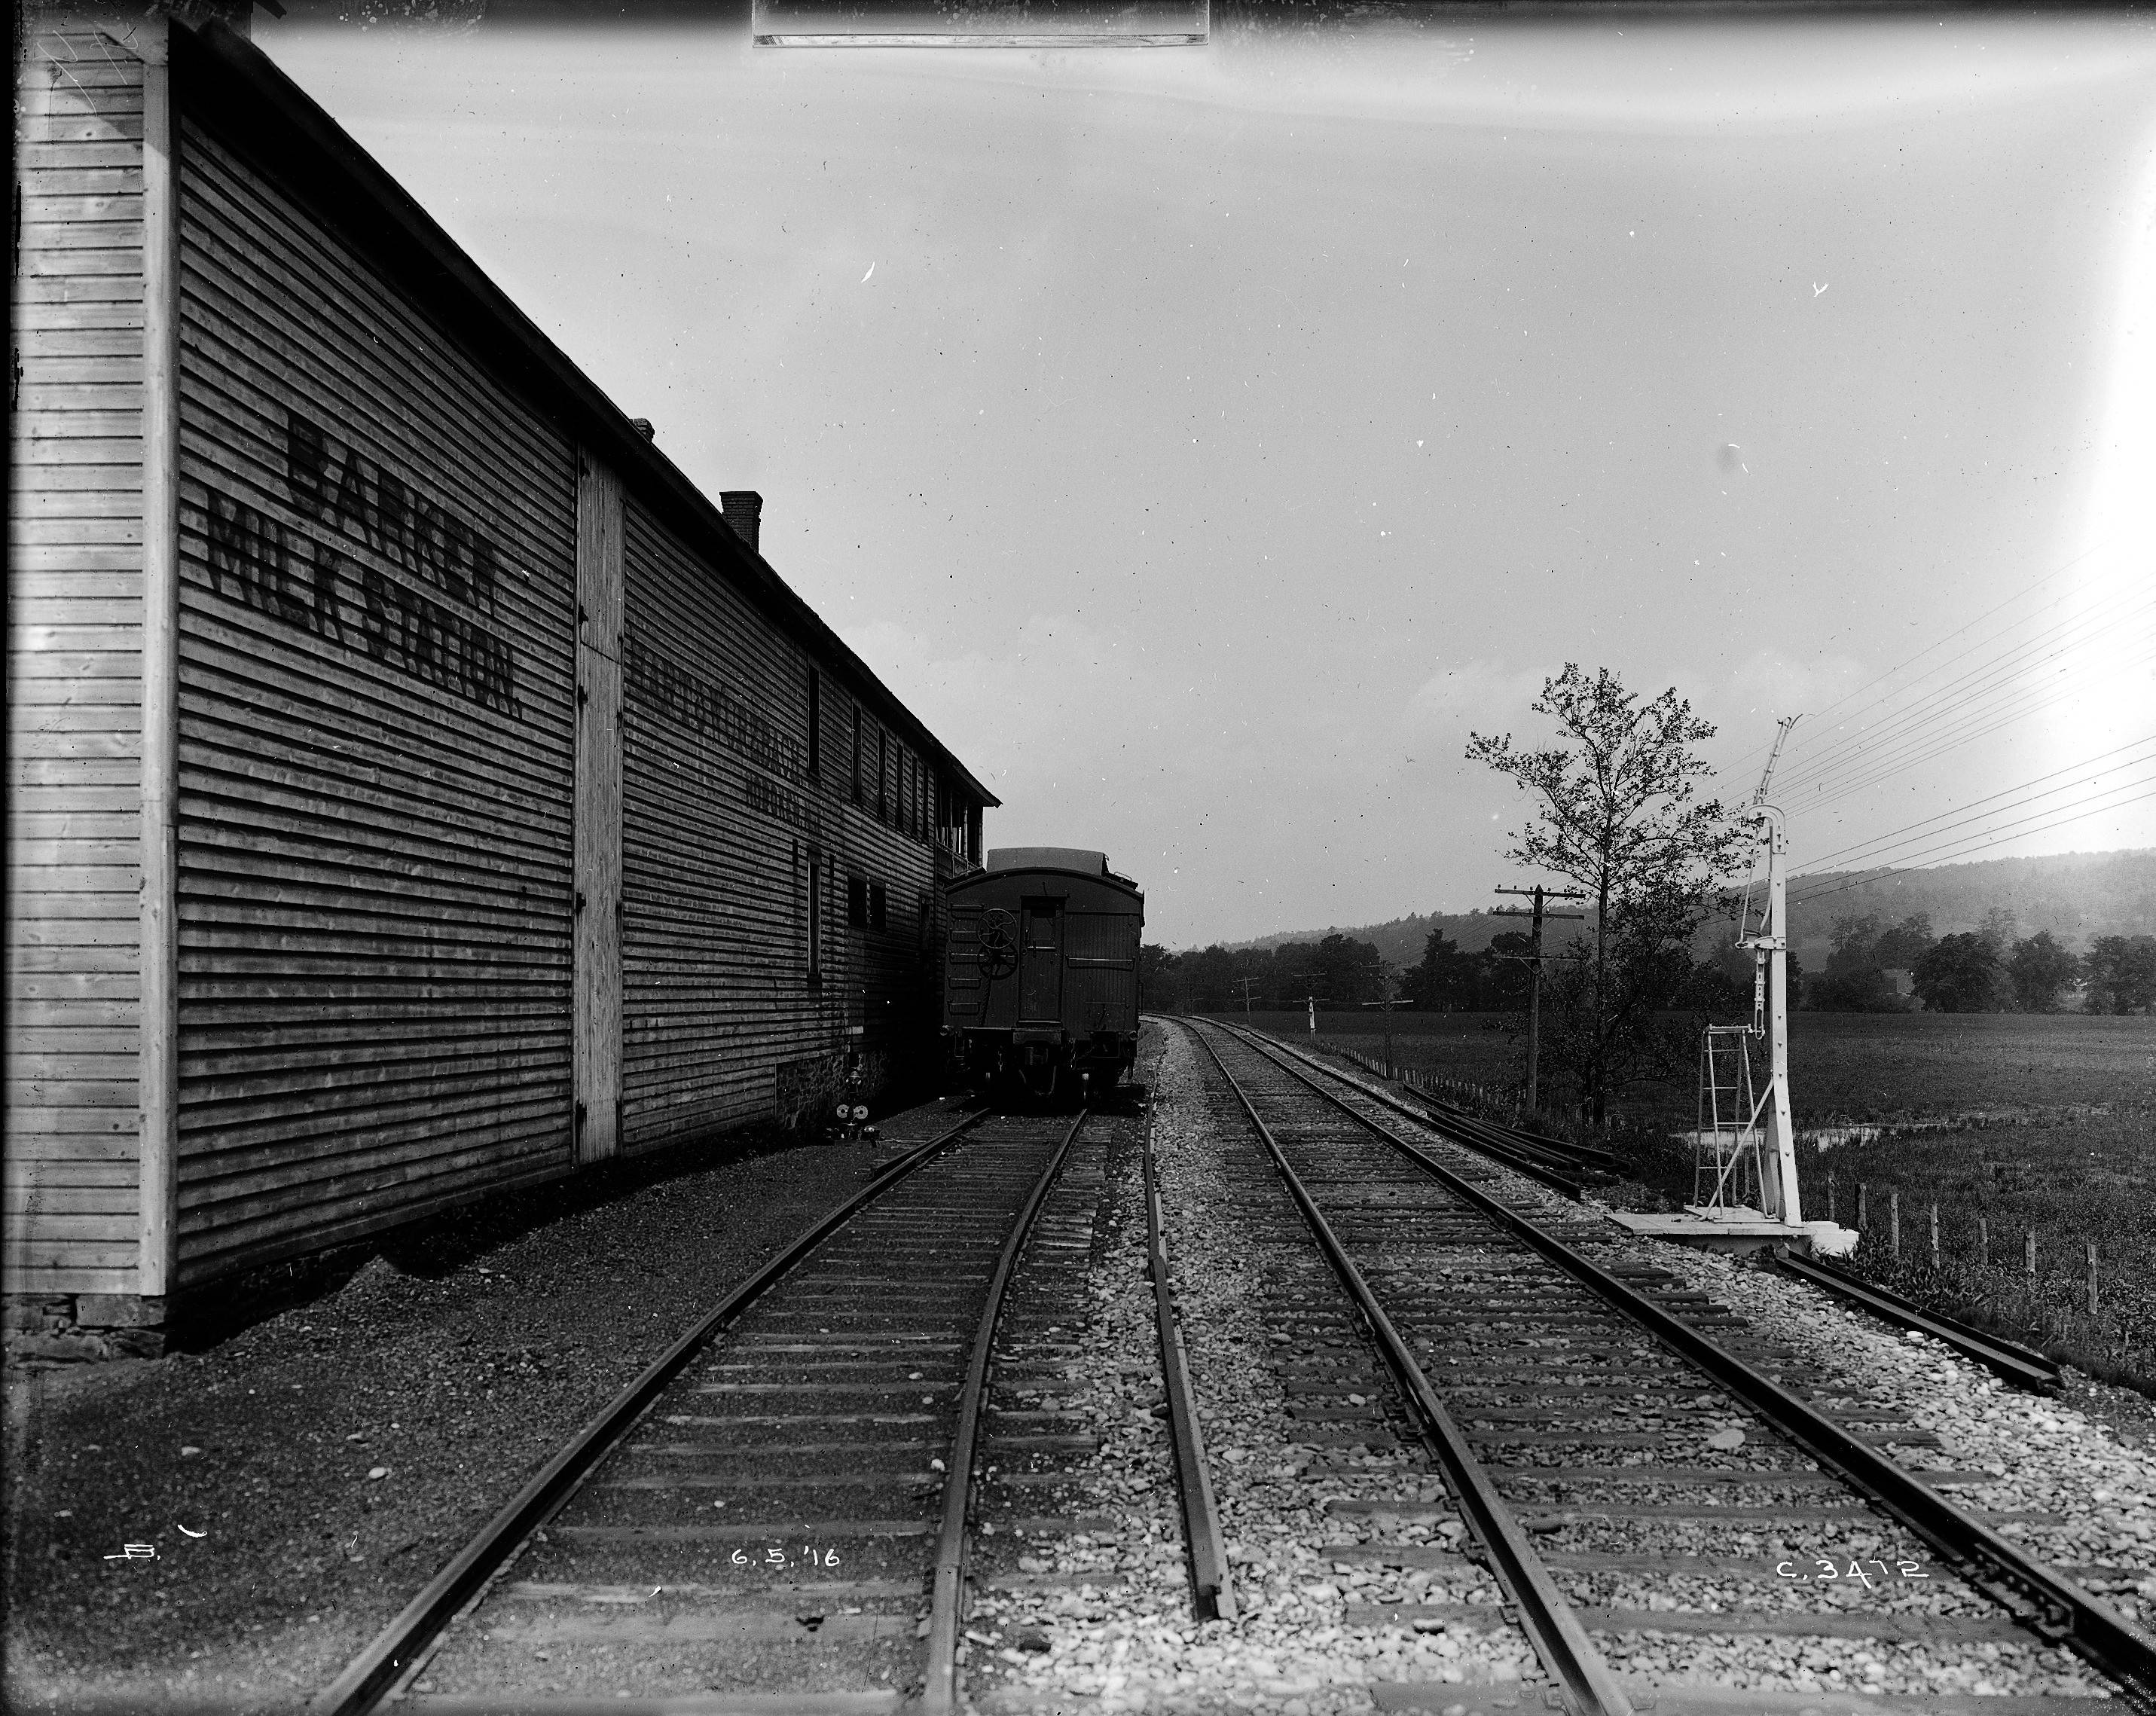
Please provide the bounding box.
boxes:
[1889,1188,1900,1258]
[1929,1202,1939,1266]
[2087,1242,2098,1315]
[2025,1229,2036,1278]
[1978,1217,1989,1269]
[1858,1183,1867,1230]
[1827,1175,1836,1224]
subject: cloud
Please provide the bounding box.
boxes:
[1718,648,1869,728]
[1404,659,1548,742]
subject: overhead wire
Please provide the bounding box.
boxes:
[1792,765,2156,881]
[1709,526,2127,789]
[1787,781,2156,911]
[1787,734,2156,875]
[1770,582,2156,801]
[1785,631,2156,819]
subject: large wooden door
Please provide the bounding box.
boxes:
[1017,900,1064,1024]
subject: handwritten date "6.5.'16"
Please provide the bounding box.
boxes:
[731,1547,841,1569]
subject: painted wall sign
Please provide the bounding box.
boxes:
[746,774,817,837]
[624,631,806,781]
[200,484,523,717]
[285,410,505,615]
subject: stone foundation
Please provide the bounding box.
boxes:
[2,1293,167,1363]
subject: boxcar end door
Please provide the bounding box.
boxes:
[1017,899,1064,1025]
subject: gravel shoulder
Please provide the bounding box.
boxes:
[1613,1226,2156,1626]
[0,1113,941,1714]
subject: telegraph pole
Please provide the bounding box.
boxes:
[1290,972,1327,1037]
[1360,954,1401,1072]
[1492,884,1588,1115]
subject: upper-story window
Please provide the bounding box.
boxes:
[850,707,863,806]
[806,670,821,780]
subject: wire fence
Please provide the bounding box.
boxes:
[1324,1037,2155,1397]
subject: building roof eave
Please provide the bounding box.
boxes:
[171,16,999,811]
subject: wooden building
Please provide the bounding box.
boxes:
[7,7,996,1339]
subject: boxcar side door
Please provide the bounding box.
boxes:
[1017,899,1064,1025]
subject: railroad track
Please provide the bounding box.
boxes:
[313,1097,1163,1715]
[1177,1015,2156,1716]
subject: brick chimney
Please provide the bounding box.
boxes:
[719,491,762,556]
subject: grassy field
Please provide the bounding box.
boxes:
[1205,1009,2155,1127]
[1800,1110,2155,1394]
[1195,1009,2156,1394]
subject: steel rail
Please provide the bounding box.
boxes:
[1214,1021,2156,1706]
[1417,1095,1620,1172]
[1403,1098,1599,1180]
[1201,1021,1585,1198]
[1183,1020,1633,1716]
[1330,1043,1617,1171]
[313,1105,990,1716]
[921,1109,1090,1715]
[1769,1249,2062,1394]
[1143,1095,1236,1622]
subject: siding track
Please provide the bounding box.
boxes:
[1179,1015,2156,1714]
[315,1100,1134,1714]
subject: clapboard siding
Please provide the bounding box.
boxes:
[621,501,814,1147]
[168,120,577,1285]
[619,497,950,1150]
[5,28,148,1297]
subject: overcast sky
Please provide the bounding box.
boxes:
[261,10,2156,948]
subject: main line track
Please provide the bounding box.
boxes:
[1180,1015,2156,1714]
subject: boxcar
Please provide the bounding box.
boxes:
[942,849,1142,1101]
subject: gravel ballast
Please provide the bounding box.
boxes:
[976,1021,2156,1711]
[972,1022,1541,1714]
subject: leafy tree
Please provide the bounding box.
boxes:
[2006,931,2078,1013]
[1312,933,1384,1008]
[1911,931,2005,1013]
[2083,935,2156,1015]
[1467,664,1747,1122]
[1402,927,1478,1011]
[1478,931,1537,1011]
[1826,914,1880,973]
[1874,913,1935,972]
[1175,944,1240,1011]
[1811,912,1931,1011]
[1137,943,1179,1011]
[1682,957,1749,1012]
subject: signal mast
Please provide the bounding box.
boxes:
[1733,716,1801,1225]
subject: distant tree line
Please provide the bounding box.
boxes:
[1806,908,2155,1015]
[1139,933,1392,1015]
